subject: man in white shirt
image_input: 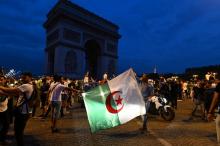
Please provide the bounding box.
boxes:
[0,72,34,146]
[48,75,78,133]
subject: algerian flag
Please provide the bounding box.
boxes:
[82,68,146,133]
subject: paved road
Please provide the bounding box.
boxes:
[4,100,220,146]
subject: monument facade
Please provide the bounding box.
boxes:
[44,0,121,79]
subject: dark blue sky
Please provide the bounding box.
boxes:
[0,0,220,74]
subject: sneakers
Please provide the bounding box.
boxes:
[139,128,149,134]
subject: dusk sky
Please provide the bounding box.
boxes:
[0,0,220,75]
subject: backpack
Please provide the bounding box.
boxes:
[27,82,40,108]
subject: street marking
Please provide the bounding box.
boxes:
[137,121,172,146]
[149,130,172,146]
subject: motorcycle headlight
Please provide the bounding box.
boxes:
[163,98,167,103]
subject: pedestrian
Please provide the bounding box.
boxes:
[48,75,78,133]
[170,81,179,109]
[60,77,70,117]
[0,76,11,145]
[203,81,215,120]
[42,76,54,119]
[0,72,35,146]
[39,78,50,117]
[207,82,220,143]
[139,74,154,133]
[184,81,205,122]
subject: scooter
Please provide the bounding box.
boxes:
[148,95,175,121]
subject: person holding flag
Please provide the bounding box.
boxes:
[82,68,146,133]
[139,74,154,133]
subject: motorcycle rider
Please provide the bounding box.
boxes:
[139,74,154,133]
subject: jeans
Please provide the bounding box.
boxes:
[14,111,29,146]
[0,110,10,142]
[142,100,151,130]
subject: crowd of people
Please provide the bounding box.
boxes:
[0,70,220,145]
[137,73,220,141]
[0,71,111,146]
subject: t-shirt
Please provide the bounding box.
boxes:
[139,82,154,100]
[49,82,66,101]
[0,97,8,112]
[17,83,34,114]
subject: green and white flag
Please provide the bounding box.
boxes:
[82,68,146,133]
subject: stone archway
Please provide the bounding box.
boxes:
[84,40,101,79]
[64,50,77,73]
[47,49,55,74]
[44,0,120,78]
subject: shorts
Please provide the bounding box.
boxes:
[51,101,61,119]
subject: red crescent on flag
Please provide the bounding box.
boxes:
[105,91,124,114]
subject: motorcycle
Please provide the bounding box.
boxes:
[148,95,175,121]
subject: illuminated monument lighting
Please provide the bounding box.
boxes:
[44,0,121,79]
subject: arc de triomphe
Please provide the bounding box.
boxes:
[44,0,121,79]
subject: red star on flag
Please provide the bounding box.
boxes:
[115,95,123,105]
